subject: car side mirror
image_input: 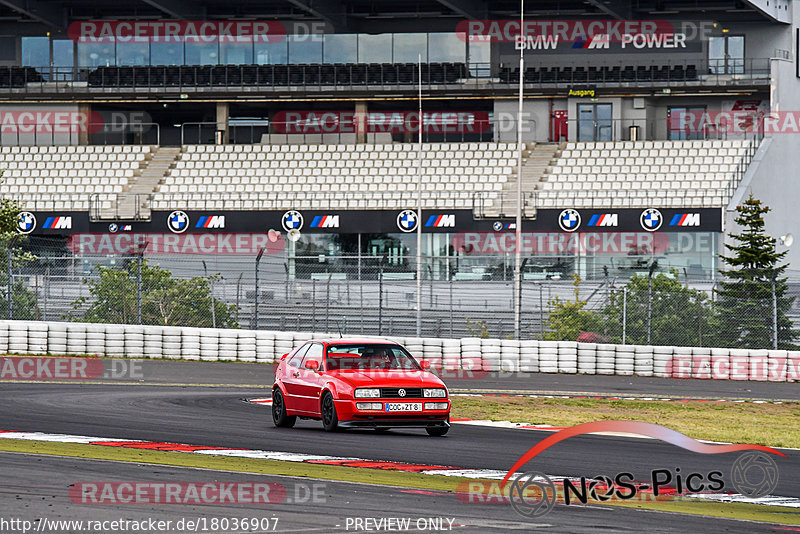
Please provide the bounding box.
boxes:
[420,360,431,370]
[304,360,320,371]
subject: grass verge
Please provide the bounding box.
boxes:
[451,396,800,448]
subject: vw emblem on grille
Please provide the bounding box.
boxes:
[398,389,407,397]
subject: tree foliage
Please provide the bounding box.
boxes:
[0,195,38,319]
[74,259,239,328]
[544,274,604,341]
[713,196,796,349]
[602,270,713,346]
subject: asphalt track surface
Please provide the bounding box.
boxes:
[1,360,800,532]
[1,453,783,533]
[16,359,800,400]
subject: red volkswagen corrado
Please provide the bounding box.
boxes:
[271,338,451,436]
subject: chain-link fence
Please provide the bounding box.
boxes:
[7,238,800,348]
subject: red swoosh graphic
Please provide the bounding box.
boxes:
[501,420,785,486]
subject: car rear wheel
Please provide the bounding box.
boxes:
[272,389,296,428]
[321,392,339,432]
[426,426,449,437]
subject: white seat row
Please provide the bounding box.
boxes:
[184,142,514,153]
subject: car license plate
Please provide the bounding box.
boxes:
[385,402,422,412]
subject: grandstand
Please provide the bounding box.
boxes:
[0,0,795,284]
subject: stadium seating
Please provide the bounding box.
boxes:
[535,139,751,208]
[0,139,752,213]
[86,63,469,88]
[499,64,700,84]
[152,142,517,210]
[0,145,152,211]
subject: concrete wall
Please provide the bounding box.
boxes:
[730,4,800,268]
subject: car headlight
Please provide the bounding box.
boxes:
[423,388,447,398]
[424,402,449,410]
[354,388,381,398]
[356,402,383,411]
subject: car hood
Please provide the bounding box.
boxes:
[326,370,446,389]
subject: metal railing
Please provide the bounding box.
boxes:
[4,57,773,95]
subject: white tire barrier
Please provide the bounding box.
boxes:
[143,325,163,359]
[0,320,797,382]
[47,322,67,355]
[27,322,48,355]
[181,328,201,361]
[255,331,275,362]
[105,325,125,357]
[577,342,596,375]
[199,328,219,361]
[124,325,145,358]
[238,330,257,362]
[66,323,87,355]
[217,329,239,362]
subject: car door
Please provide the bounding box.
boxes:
[281,343,310,409]
[296,343,325,414]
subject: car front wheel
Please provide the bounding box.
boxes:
[321,392,339,432]
[272,389,296,428]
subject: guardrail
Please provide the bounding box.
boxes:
[1,320,796,382]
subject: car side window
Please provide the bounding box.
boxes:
[287,344,310,368]
[302,343,323,369]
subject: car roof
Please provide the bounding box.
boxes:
[313,338,401,346]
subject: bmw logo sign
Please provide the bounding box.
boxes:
[167,210,189,233]
[640,208,663,232]
[108,223,119,233]
[17,212,36,234]
[282,210,304,232]
[396,210,418,233]
[492,221,503,232]
[558,209,581,232]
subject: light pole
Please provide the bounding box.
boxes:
[647,260,658,344]
[378,254,387,335]
[254,248,264,330]
[513,0,525,339]
[202,260,216,328]
[416,54,423,336]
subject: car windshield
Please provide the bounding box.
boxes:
[325,344,421,371]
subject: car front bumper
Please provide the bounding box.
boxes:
[335,398,450,428]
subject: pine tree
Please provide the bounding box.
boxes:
[714,196,796,349]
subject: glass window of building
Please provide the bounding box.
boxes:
[668,106,706,140]
[358,34,392,63]
[221,42,253,65]
[288,34,322,63]
[185,41,219,65]
[52,40,74,68]
[255,41,288,64]
[151,42,184,65]
[78,42,116,67]
[323,34,357,63]
[116,42,150,66]
[21,37,49,67]
[467,35,491,76]
[709,35,745,74]
[393,33,427,63]
[428,33,466,62]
